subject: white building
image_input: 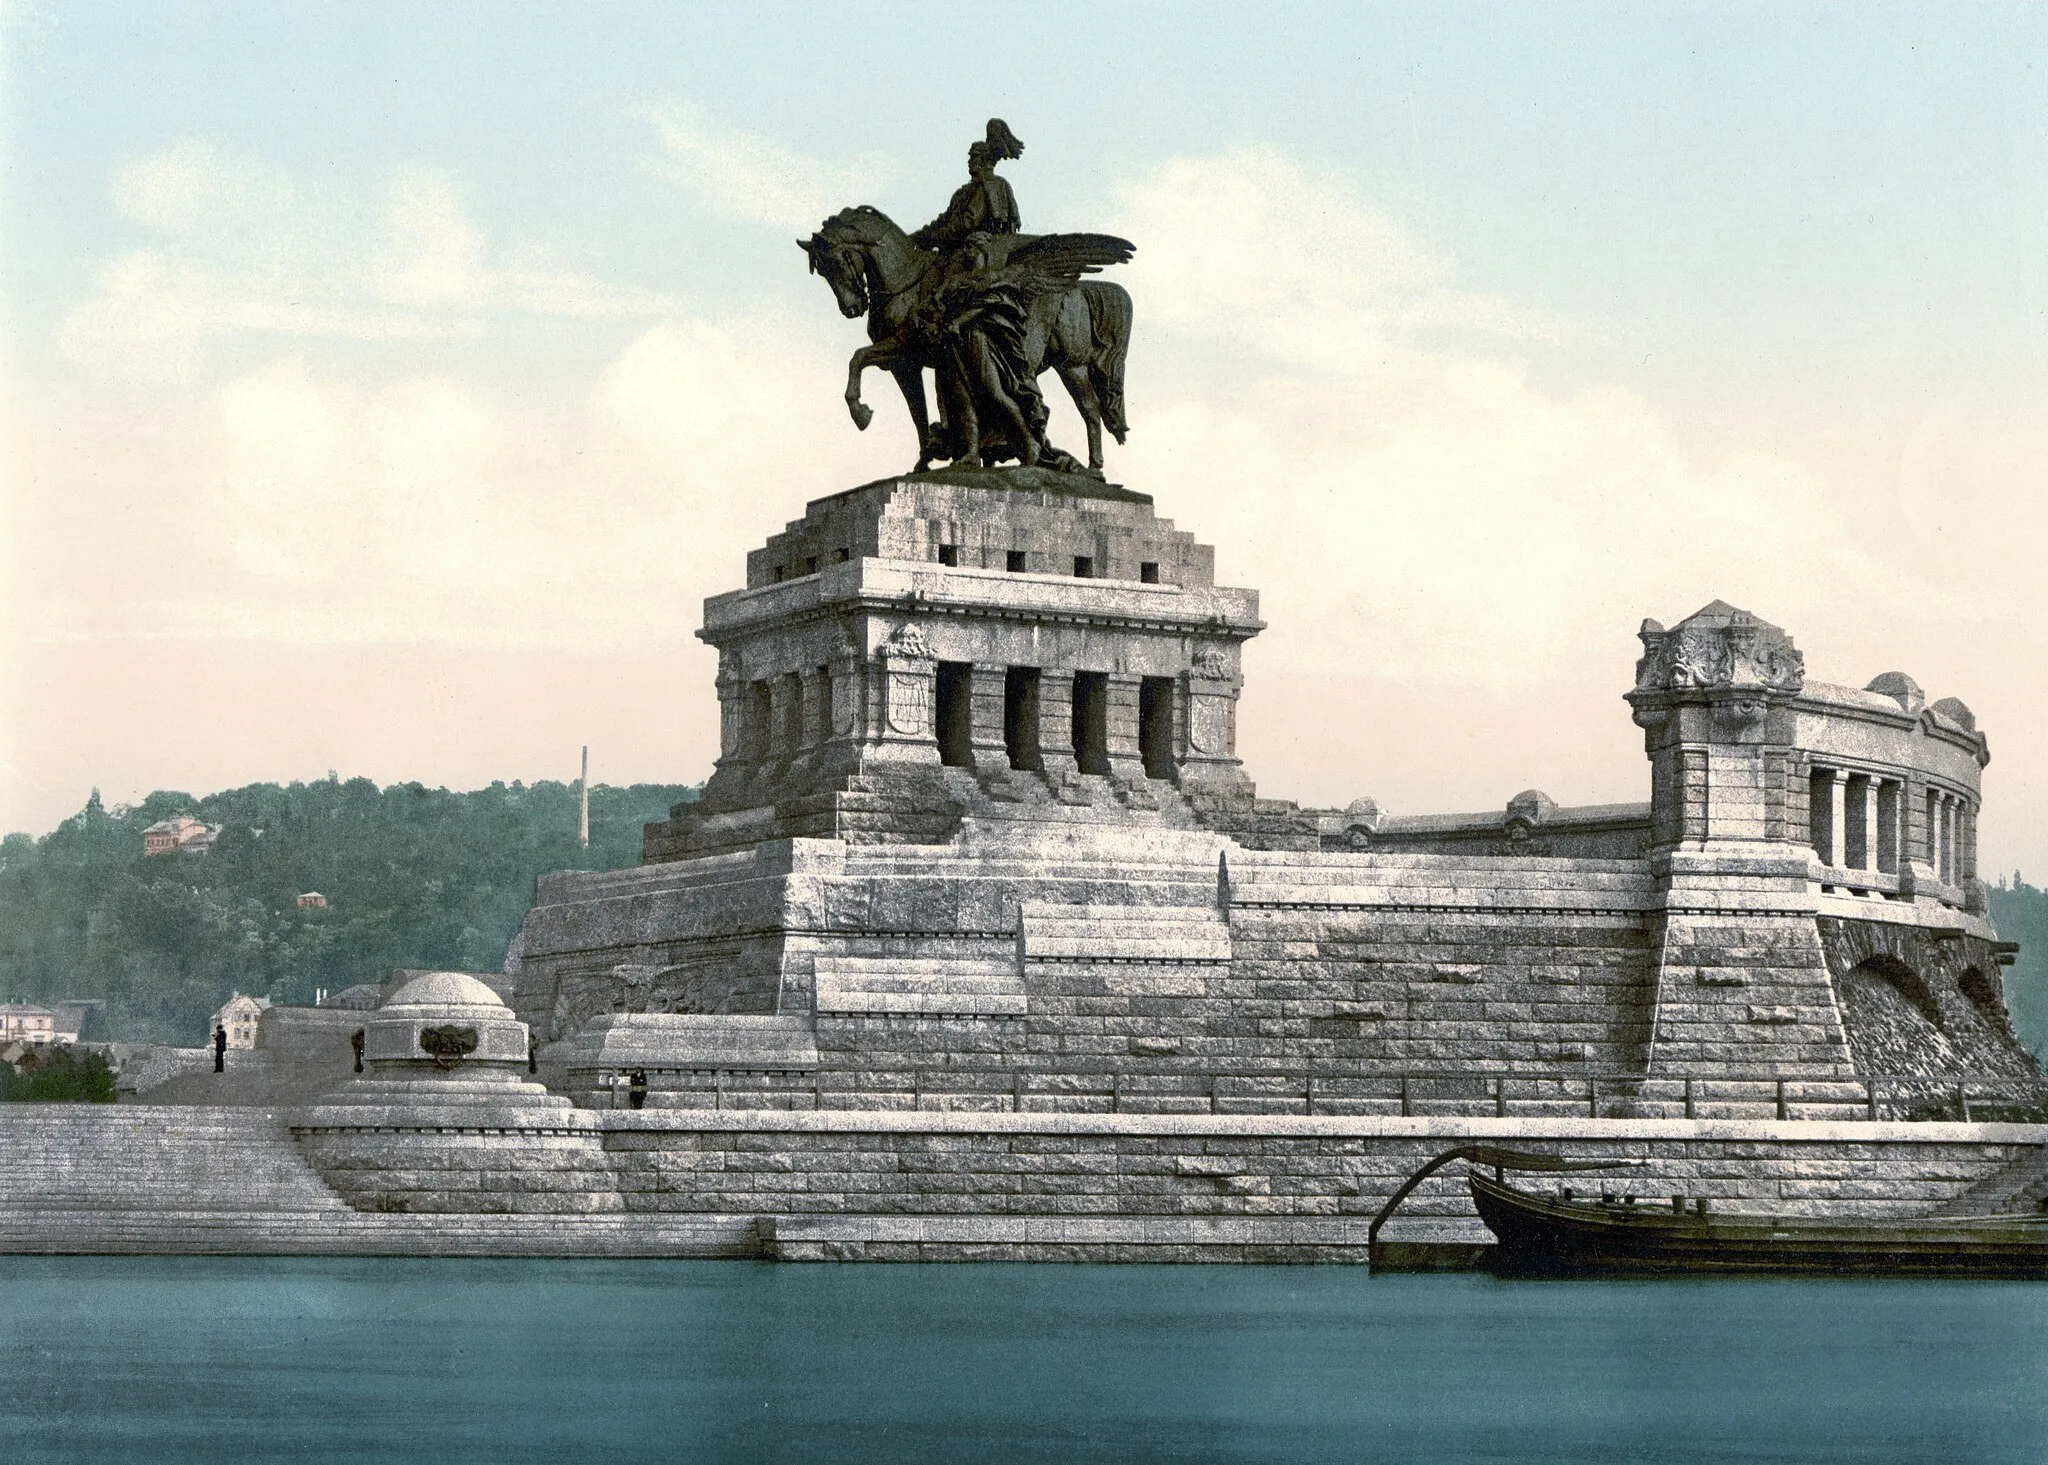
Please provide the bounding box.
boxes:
[209,994,272,1050]
[0,1004,56,1044]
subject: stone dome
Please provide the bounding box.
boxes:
[382,971,509,1013]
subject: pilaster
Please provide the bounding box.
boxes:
[1036,670,1080,778]
[867,624,940,766]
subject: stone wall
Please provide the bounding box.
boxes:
[283,1106,2048,1263]
[9,1103,2041,1263]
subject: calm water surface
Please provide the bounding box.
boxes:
[2,1258,2043,1463]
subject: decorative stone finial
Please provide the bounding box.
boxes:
[1931,696,1977,733]
[1865,671,1925,714]
[1632,601,1803,697]
[1505,790,1557,829]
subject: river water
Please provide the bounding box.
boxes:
[2,1258,2043,1463]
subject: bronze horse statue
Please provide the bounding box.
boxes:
[800,205,1133,475]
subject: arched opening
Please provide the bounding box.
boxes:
[1835,953,1962,1084]
[1958,966,2004,1025]
[1852,954,1941,1028]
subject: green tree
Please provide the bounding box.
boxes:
[0,777,698,1043]
[1988,877,2048,1061]
[2,1047,116,1103]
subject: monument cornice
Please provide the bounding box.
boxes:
[700,557,1263,645]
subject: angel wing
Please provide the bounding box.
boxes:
[1000,233,1136,297]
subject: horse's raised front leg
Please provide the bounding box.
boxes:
[845,340,910,432]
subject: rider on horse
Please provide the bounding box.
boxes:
[910,120,1048,466]
[912,119,1026,253]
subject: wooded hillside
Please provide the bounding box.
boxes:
[0,779,696,1044]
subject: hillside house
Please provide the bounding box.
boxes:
[143,816,219,856]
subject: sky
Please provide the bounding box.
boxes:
[4,1,2047,875]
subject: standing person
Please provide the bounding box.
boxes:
[213,1022,227,1074]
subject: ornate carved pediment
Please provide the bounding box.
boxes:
[1632,601,1803,697]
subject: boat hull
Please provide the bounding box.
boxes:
[1470,1172,2048,1279]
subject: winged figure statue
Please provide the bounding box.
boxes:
[800,120,1134,476]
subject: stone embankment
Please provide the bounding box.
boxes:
[7,1103,2042,1264]
[0,1106,751,1257]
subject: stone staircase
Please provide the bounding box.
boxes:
[813,955,1027,1016]
[1019,902,1233,963]
[0,1105,759,1257]
[1929,1146,2048,1216]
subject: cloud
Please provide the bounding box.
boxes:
[1119,148,1585,366]
[376,168,676,319]
[650,102,901,231]
[109,138,305,248]
[1099,149,1913,687]
[61,144,676,381]
[170,309,894,647]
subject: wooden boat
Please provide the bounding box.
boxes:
[1470,1163,2048,1279]
[1368,1144,2048,1278]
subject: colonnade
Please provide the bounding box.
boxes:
[1807,765,1975,889]
[722,661,1182,783]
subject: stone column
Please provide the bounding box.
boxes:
[828,638,865,752]
[1036,669,1079,777]
[799,665,830,751]
[1852,774,1878,870]
[969,662,1012,775]
[1902,778,1931,879]
[1939,795,1956,885]
[1104,674,1147,782]
[1961,801,1978,885]
[1827,770,1849,869]
[768,673,804,764]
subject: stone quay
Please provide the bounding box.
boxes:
[4,469,2042,1264]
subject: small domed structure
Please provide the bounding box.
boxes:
[336,969,567,1110]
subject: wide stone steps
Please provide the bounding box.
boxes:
[0,1105,766,1256]
[1020,903,1232,963]
[0,1107,349,1212]
[813,956,1026,1016]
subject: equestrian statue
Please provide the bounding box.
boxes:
[799,119,1134,477]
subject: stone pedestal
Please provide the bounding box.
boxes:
[645,471,1267,858]
[328,971,569,1110]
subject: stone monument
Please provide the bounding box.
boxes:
[15,119,2033,1266]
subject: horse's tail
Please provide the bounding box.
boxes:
[1082,280,1132,442]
